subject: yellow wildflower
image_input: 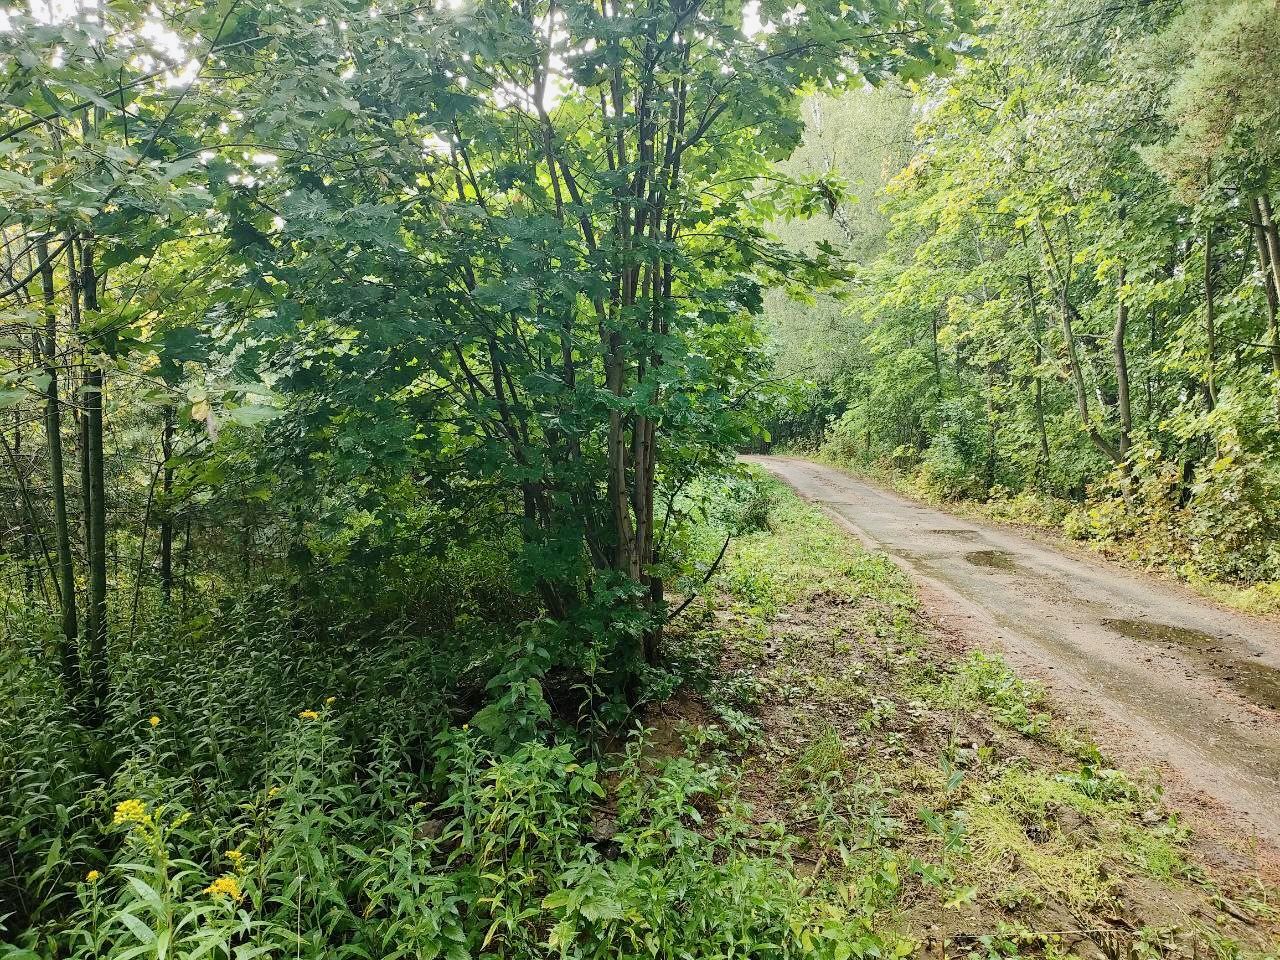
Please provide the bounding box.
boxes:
[85,869,101,883]
[204,874,241,900]
[324,696,335,706]
[267,786,280,798]
[226,849,246,872]
[148,715,160,727]
[112,799,150,828]
[298,709,319,721]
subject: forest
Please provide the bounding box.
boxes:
[2,0,1280,957]
[766,0,1280,603]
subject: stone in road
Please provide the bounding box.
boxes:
[749,455,1280,843]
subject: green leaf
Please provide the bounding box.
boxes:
[226,404,282,427]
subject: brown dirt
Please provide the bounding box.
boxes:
[748,455,1280,849]
[642,469,1280,958]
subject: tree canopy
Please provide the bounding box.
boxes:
[767,0,1280,585]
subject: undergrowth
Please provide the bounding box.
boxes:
[4,469,1277,959]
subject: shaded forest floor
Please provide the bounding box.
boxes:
[651,480,1280,959]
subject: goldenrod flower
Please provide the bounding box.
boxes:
[85,869,101,883]
[204,874,241,900]
[226,849,246,872]
[298,709,319,721]
[324,696,335,706]
[149,715,160,727]
[112,799,150,828]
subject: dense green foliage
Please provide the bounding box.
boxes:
[0,587,896,959]
[0,0,974,702]
[766,0,1280,585]
[0,0,983,953]
[6,0,1277,954]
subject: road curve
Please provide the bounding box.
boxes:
[748,455,1280,843]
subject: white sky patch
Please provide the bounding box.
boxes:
[164,57,199,87]
[490,8,571,113]
[138,6,186,60]
[741,0,777,37]
[28,0,82,24]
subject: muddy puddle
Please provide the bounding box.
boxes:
[1103,618,1216,646]
[1104,618,1280,711]
[929,528,981,539]
[965,549,1017,572]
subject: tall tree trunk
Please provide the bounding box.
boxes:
[37,238,80,696]
[929,309,942,397]
[1113,264,1132,459]
[14,408,33,599]
[1259,196,1280,305]
[1036,218,1120,464]
[160,407,174,601]
[1251,197,1280,377]
[1024,273,1051,475]
[984,366,998,492]
[1061,290,1120,464]
[1203,225,1217,409]
[67,238,93,639]
[81,236,109,718]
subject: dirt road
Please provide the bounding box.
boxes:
[749,455,1280,843]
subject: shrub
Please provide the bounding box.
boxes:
[713,470,778,536]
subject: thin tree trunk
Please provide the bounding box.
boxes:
[1251,197,1280,376]
[81,235,109,717]
[1062,290,1120,464]
[1024,273,1051,474]
[14,409,33,599]
[128,453,164,638]
[1203,224,1218,408]
[984,366,998,492]
[1260,196,1280,307]
[180,515,192,618]
[67,237,93,641]
[37,237,80,696]
[931,310,942,390]
[1037,218,1120,464]
[1114,264,1132,459]
[0,430,58,607]
[160,407,174,601]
